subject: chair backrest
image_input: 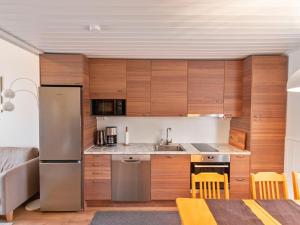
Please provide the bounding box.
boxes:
[250,172,288,200]
[191,172,229,199]
[292,171,300,200]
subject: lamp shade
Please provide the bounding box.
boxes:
[1,89,15,98]
[2,101,15,111]
[287,69,300,92]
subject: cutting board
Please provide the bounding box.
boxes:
[229,129,247,150]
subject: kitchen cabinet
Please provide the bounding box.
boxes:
[231,55,287,173]
[188,60,225,115]
[151,60,188,116]
[40,54,87,85]
[89,59,126,99]
[224,60,243,117]
[151,155,190,200]
[251,56,287,118]
[84,155,111,201]
[126,60,151,116]
[230,155,250,199]
[40,53,96,150]
[250,117,285,173]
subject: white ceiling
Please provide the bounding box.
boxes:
[1,0,300,59]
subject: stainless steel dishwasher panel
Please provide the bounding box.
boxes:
[112,154,151,202]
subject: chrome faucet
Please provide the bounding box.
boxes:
[166,128,172,145]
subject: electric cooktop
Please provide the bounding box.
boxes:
[191,143,219,152]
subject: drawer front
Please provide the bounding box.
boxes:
[84,155,111,179]
[230,155,250,178]
[84,179,111,200]
[85,154,111,163]
[230,177,250,199]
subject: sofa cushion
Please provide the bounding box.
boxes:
[0,147,39,173]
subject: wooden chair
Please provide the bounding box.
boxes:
[250,172,289,200]
[292,171,300,200]
[191,172,229,199]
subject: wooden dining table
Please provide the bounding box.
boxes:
[176,198,300,225]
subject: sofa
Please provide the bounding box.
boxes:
[0,147,39,221]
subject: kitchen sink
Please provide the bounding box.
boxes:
[154,144,185,152]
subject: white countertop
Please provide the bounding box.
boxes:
[84,143,250,155]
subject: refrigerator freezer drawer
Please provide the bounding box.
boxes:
[40,162,82,211]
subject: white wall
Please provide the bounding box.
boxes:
[0,38,39,148]
[285,48,300,197]
[97,117,230,144]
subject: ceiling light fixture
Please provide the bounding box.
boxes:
[88,24,101,32]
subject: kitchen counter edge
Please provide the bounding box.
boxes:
[84,143,251,155]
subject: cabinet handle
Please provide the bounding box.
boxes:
[235,155,245,158]
[92,172,102,175]
[92,163,100,166]
[225,114,232,118]
[235,178,246,182]
[165,155,175,159]
[92,180,102,184]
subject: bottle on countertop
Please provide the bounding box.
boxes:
[125,126,129,146]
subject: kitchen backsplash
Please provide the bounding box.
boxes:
[97,117,230,144]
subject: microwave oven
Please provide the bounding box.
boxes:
[91,99,126,116]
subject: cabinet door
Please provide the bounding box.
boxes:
[251,56,287,118]
[224,61,243,117]
[230,155,250,199]
[188,61,225,114]
[151,155,190,200]
[84,155,111,200]
[151,60,187,116]
[89,59,126,99]
[126,60,151,116]
[40,54,86,85]
[250,117,285,173]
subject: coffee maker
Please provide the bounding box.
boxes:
[95,130,106,146]
[105,126,117,146]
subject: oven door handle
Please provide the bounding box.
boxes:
[194,165,229,168]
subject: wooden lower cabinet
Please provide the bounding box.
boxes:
[84,155,111,200]
[151,155,190,200]
[230,155,250,199]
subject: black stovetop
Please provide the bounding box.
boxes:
[191,143,219,152]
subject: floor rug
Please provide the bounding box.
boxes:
[90,211,180,225]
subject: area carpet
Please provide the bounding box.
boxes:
[90,211,181,225]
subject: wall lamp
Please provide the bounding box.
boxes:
[0,77,38,112]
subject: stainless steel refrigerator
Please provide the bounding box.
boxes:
[39,86,82,211]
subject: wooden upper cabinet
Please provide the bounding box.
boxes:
[89,59,126,99]
[151,60,187,116]
[251,56,288,118]
[40,54,87,85]
[188,60,225,114]
[126,60,151,116]
[224,60,243,117]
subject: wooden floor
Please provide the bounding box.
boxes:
[6,203,177,225]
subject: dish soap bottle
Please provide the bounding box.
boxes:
[125,126,129,146]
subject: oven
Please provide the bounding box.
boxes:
[191,154,230,189]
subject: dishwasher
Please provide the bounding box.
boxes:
[112,154,151,202]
